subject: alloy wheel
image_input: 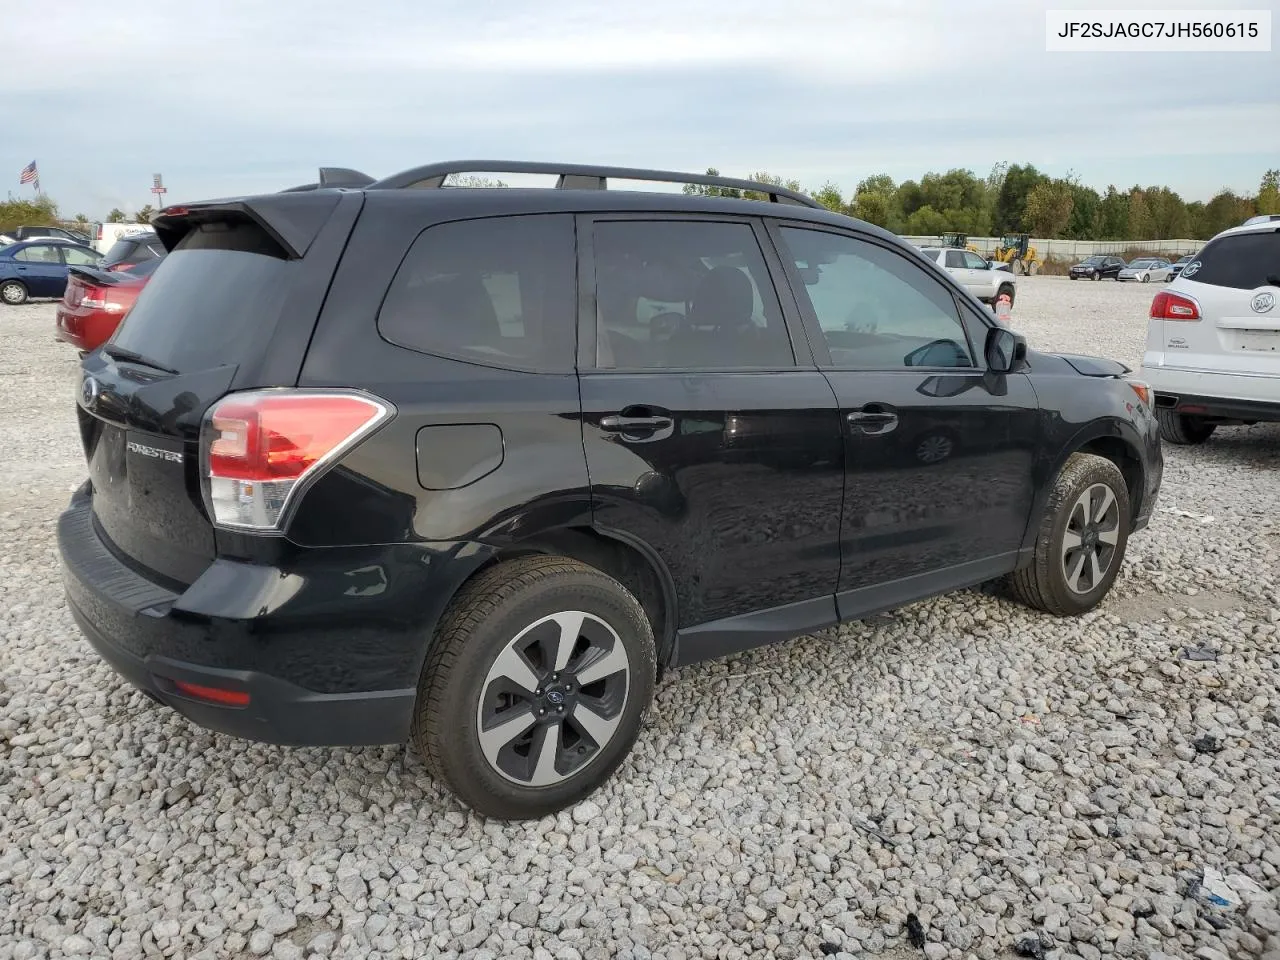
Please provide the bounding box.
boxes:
[476,610,630,786]
[1,282,24,304]
[1060,483,1121,594]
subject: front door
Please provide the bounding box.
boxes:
[769,223,1041,618]
[12,244,67,297]
[577,215,845,663]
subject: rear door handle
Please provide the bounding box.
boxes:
[600,415,673,432]
[847,408,899,435]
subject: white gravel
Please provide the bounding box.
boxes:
[1,279,1278,960]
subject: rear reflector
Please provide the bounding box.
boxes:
[1150,291,1200,321]
[202,390,392,530]
[173,680,250,707]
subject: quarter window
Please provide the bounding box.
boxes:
[778,228,974,370]
[62,246,98,266]
[378,215,576,370]
[592,219,794,370]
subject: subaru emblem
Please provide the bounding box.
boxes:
[1252,292,1276,314]
[80,375,101,408]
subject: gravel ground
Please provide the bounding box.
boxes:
[2,278,1278,960]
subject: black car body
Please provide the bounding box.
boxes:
[99,232,165,271]
[1069,255,1125,280]
[58,162,1163,818]
[14,224,93,245]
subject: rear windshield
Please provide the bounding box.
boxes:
[109,220,292,371]
[102,239,140,262]
[1184,230,1280,289]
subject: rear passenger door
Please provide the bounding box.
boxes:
[769,223,1041,618]
[577,215,845,664]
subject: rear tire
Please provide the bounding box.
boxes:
[1156,408,1216,445]
[0,280,27,305]
[1009,453,1130,617]
[412,556,656,820]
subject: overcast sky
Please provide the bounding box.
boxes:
[8,0,1277,218]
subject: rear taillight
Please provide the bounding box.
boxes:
[173,680,250,707]
[80,285,126,312]
[1150,291,1200,321]
[201,391,392,530]
[96,225,103,240]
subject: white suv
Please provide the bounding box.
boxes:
[1140,216,1280,444]
[918,247,1018,305]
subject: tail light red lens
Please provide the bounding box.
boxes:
[1150,291,1200,321]
[202,391,391,529]
[79,285,126,312]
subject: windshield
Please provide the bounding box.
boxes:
[1082,257,1105,264]
[1128,259,1153,268]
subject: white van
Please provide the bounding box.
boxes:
[92,222,156,254]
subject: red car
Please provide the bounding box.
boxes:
[56,259,161,352]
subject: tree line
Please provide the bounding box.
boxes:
[686,164,1279,241]
[6,165,1277,242]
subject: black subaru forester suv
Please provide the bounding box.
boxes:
[58,162,1162,819]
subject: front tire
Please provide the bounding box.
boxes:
[1141,273,1151,283]
[0,280,27,305]
[412,556,656,820]
[1156,408,1215,445]
[1009,453,1131,617]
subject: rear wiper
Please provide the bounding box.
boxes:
[101,344,179,375]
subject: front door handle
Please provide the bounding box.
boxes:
[847,408,899,435]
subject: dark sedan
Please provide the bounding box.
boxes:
[1069,255,1125,280]
[1169,254,1195,277]
[0,240,102,305]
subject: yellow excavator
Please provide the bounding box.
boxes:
[992,234,1041,275]
[941,233,982,254]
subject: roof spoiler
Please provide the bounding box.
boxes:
[151,190,343,258]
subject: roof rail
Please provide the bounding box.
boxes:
[280,167,376,193]
[366,160,824,209]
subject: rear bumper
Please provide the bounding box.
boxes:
[57,486,483,746]
[1141,363,1280,418]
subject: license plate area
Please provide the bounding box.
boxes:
[1237,330,1280,352]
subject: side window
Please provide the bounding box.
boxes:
[778,227,975,370]
[963,251,988,270]
[62,246,98,266]
[944,250,966,269]
[592,219,794,370]
[15,245,60,264]
[378,214,575,371]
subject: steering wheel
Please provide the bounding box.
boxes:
[648,311,686,341]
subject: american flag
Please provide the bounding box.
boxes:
[19,161,38,187]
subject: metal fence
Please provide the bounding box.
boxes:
[900,236,1203,258]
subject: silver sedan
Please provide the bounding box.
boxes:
[1117,258,1174,283]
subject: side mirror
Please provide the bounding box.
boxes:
[985,326,1027,374]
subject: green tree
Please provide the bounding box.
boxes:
[994,164,1048,233]
[1258,169,1280,215]
[850,190,893,229]
[107,208,127,223]
[1145,186,1189,239]
[1200,190,1255,236]
[1098,186,1129,239]
[810,182,845,212]
[742,171,802,202]
[903,205,951,236]
[1126,188,1154,240]
[0,194,59,235]
[896,180,925,218]
[135,204,155,224]
[73,213,89,227]
[1066,184,1101,239]
[681,167,741,199]
[1024,180,1075,237]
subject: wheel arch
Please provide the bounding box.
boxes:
[1024,420,1148,550]
[438,525,679,674]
